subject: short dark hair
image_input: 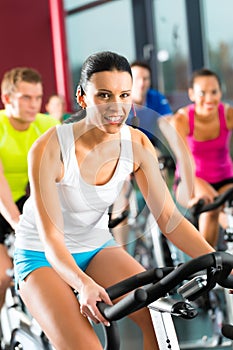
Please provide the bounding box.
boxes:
[79,51,132,92]
[189,68,221,89]
[130,61,152,75]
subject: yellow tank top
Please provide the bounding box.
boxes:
[0,111,59,202]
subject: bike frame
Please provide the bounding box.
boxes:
[0,233,55,350]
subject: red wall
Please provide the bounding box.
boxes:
[0,0,56,111]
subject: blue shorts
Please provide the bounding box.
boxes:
[14,238,117,289]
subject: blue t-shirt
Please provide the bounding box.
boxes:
[146,89,172,116]
[126,88,172,147]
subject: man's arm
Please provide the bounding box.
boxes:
[0,160,20,230]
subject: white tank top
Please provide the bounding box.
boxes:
[15,123,134,252]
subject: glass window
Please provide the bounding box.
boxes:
[202,0,233,102]
[64,0,99,11]
[153,0,190,111]
[64,0,135,109]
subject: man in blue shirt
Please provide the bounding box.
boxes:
[127,61,172,148]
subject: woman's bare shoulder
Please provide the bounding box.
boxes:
[128,126,158,172]
[29,126,59,159]
[173,106,188,121]
[28,126,63,181]
[169,106,189,134]
[129,126,154,149]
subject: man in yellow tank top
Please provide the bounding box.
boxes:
[0,67,59,310]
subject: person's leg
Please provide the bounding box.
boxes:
[176,178,220,247]
[194,180,220,247]
[19,267,103,350]
[86,245,159,350]
[0,244,12,309]
[198,210,220,247]
[198,182,233,247]
[217,184,233,230]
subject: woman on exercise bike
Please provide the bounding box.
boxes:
[159,68,233,248]
[14,51,214,350]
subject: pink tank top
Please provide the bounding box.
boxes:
[186,103,233,183]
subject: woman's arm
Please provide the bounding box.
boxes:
[132,129,214,258]
[225,104,233,130]
[28,127,111,324]
[158,112,195,207]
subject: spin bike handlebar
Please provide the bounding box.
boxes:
[98,252,233,320]
[190,187,233,217]
[222,323,233,340]
[97,252,233,349]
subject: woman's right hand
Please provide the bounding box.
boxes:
[78,277,112,326]
[188,194,212,208]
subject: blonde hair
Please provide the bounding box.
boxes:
[1,67,42,96]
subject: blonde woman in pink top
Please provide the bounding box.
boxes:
[160,68,233,247]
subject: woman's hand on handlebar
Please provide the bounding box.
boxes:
[188,195,211,209]
[78,277,112,326]
[188,177,219,208]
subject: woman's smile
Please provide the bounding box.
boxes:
[104,115,124,124]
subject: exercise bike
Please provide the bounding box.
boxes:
[0,232,55,350]
[189,187,233,348]
[95,251,233,350]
